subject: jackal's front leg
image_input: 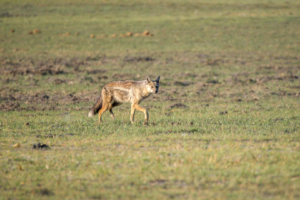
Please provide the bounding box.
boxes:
[130,105,135,124]
[133,104,149,125]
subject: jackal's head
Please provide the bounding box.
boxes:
[146,76,160,94]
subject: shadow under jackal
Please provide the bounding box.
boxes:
[88,76,160,125]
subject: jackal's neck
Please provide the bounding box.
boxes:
[142,91,152,99]
[140,81,153,99]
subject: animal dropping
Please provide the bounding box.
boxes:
[143,30,150,36]
[126,32,133,36]
[33,29,41,34]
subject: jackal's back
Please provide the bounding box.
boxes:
[106,81,136,89]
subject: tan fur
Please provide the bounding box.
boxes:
[89,76,160,125]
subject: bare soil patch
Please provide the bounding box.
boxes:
[168,103,189,109]
[123,56,154,62]
[2,65,65,76]
[32,143,50,150]
[0,102,21,111]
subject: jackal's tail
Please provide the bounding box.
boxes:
[88,96,103,117]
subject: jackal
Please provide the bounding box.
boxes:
[88,76,160,125]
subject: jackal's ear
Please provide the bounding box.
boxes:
[155,76,160,83]
[146,76,151,83]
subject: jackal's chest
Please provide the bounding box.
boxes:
[141,93,152,100]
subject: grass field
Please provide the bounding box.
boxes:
[1,0,300,199]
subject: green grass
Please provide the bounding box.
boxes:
[1,0,300,199]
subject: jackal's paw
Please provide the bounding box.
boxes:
[143,121,149,126]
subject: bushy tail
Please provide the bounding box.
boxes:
[88,96,103,117]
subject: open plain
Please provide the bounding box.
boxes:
[0,0,300,199]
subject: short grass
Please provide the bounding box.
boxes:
[1,0,300,199]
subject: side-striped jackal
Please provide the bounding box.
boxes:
[88,76,160,125]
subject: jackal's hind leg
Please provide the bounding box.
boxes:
[133,104,149,125]
[109,102,121,120]
[109,109,115,120]
[98,103,108,124]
